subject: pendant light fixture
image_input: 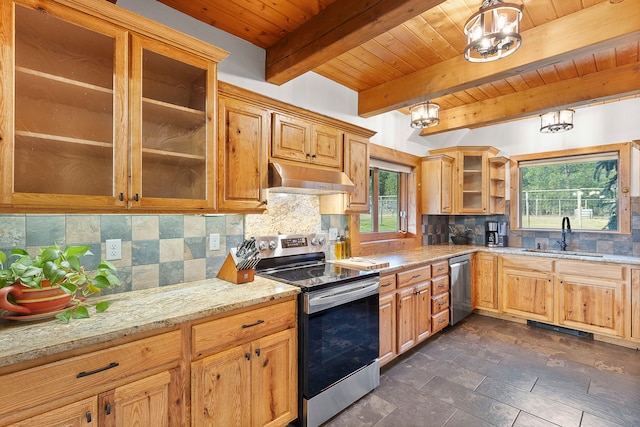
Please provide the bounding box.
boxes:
[540,109,575,133]
[464,0,523,63]
[410,101,440,129]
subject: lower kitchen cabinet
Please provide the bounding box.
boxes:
[396,265,431,354]
[556,260,627,338]
[430,265,450,335]
[473,252,498,311]
[190,299,297,427]
[378,274,397,367]
[500,255,555,323]
[191,328,296,427]
[0,331,182,426]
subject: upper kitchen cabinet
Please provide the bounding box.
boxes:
[0,0,227,213]
[129,35,217,210]
[421,154,453,214]
[423,147,503,215]
[272,113,343,169]
[217,83,269,213]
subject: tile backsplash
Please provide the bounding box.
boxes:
[422,196,640,257]
[0,214,245,294]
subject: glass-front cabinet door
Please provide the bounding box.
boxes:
[5,1,128,208]
[129,35,215,210]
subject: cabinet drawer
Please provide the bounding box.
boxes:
[379,274,397,295]
[432,310,449,334]
[431,275,449,295]
[555,260,626,281]
[501,255,554,272]
[431,292,450,315]
[0,331,181,420]
[397,266,431,288]
[431,261,449,277]
[193,300,296,357]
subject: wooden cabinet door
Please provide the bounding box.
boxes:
[5,1,128,209]
[129,35,216,210]
[217,95,269,212]
[421,155,453,214]
[106,371,171,427]
[343,133,370,213]
[474,252,498,311]
[557,276,625,337]
[251,329,297,427]
[271,113,311,163]
[633,270,640,340]
[457,151,488,214]
[396,286,416,354]
[191,344,251,427]
[379,292,397,366]
[311,123,342,168]
[7,397,97,427]
[415,282,432,343]
[502,269,554,322]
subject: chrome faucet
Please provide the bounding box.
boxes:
[558,216,571,251]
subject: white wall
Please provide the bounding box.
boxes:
[118,0,640,196]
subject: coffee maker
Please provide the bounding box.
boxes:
[497,222,509,247]
[485,221,498,247]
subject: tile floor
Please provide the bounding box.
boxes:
[323,314,640,427]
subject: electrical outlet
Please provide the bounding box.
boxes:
[329,228,338,241]
[105,239,121,261]
[209,233,220,251]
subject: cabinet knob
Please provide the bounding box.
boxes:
[255,348,261,356]
[245,352,251,360]
[262,200,268,205]
[311,154,317,159]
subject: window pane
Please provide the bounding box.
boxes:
[359,169,374,233]
[378,170,399,232]
[519,154,619,231]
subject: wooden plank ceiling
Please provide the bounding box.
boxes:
[155,0,640,134]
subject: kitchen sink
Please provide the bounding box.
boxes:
[522,248,603,258]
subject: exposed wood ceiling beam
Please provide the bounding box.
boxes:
[419,62,640,136]
[359,0,640,117]
[265,0,446,86]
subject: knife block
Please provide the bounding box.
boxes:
[216,253,254,284]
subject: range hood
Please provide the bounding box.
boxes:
[268,162,354,195]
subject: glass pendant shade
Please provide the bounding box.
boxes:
[464,0,523,62]
[540,109,575,133]
[410,101,440,129]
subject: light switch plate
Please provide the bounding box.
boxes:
[329,228,338,241]
[209,234,220,251]
[105,239,121,261]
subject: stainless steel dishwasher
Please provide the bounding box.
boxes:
[449,254,472,325]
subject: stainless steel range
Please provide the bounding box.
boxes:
[255,234,380,427]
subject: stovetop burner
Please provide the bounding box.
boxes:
[254,233,378,292]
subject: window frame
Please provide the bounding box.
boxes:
[359,166,407,242]
[349,144,421,253]
[509,143,632,234]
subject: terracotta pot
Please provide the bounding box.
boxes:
[0,280,72,315]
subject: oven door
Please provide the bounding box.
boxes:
[300,277,380,399]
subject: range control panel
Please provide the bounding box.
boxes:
[255,234,327,258]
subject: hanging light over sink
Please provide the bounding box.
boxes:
[409,101,440,129]
[464,0,523,63]
[540,109,575,133]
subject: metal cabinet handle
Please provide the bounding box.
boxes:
[77,362,119,378]
[411,274,421,279]
[438,300,446,305]
[105,403,112,415]
[255,349,261,356]
[381,282,393,287]
[245,352,251,360]
[86,412,92,423]
[118,193,124,201]
[242,319,264,329]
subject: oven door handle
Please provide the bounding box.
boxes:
[306,278,379,314]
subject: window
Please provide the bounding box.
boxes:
[359,159,409,239]
[511,144,632,233]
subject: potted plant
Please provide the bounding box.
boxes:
[0,243,120,322]
[448,225,474,245]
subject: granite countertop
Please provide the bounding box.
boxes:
[0,277,299,368]
[364,244,640,274]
